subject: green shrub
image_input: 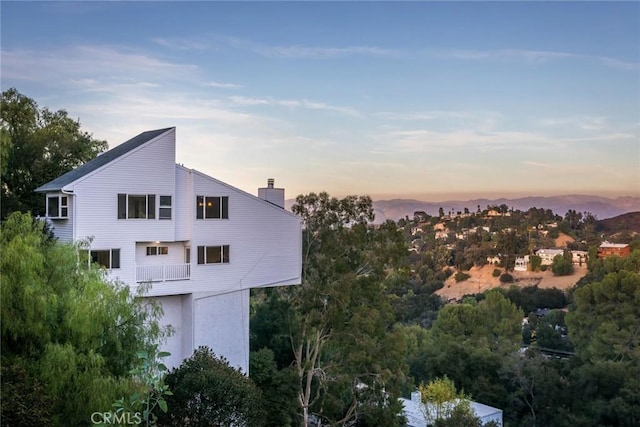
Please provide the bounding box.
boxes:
[500,273,514,283]
[455,272,471,282]
[492,268,502,277]
[158,347,265,427]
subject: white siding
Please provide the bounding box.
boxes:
[193,289,250,372]
[174,165,192,241]
[153,294,195,370]
[72,129,177,246]
[48,195,73,242]
[41,127,302,374]
[187,171,302,296]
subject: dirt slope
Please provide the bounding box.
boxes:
[436,264,586,301]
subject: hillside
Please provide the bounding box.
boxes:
[597,211,640,235]
[436,264,587,301]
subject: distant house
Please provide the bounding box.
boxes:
[35,127,302,372]
[572,250,588,265]
[487,256,501,265]
[598,242,631,259]
[536,248,565,266]
[435,230,449,240]
[514,255,529,271]
[400,390,503,427]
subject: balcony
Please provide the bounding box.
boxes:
[136,263,190,283]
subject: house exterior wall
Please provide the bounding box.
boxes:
[35,128,302,372]
[174,165,193,241]
[193,289,250,372]
[597,244,631,259]
[48,194,74,241]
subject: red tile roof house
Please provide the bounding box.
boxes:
[36,127,302,372]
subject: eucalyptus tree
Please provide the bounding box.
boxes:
[287,192,409,427]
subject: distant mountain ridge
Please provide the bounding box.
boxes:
[372,195,640,222]
[286,195,640,222]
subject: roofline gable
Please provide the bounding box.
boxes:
[35,127,175,193]
[180,165,301,221]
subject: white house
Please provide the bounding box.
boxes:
[35,127,302,372]
[400,391,503,427]
[535,248,565,266]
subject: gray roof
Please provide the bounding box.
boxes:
[35,127,174,193]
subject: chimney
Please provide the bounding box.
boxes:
[258,178,285,208]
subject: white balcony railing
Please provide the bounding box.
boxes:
[136,263,191,283]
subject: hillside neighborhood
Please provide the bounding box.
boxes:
[2,64,639,427]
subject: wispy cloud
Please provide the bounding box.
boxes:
[152,37,211,51]
[539,116,609,131]
[204,81,243,89]
[2,45,199,83]
[224,36,400,59]
[436,48,639,70]
[374,127,636,154]
[230,95,362,117]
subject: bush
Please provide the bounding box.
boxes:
[492,268,502,277]
[158,347,265,427]
[540,265,548,271]
[500,273,514,283]
[455,272,471,282]
[551,253,574,276]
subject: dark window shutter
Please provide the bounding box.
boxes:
[196,196,203,219]
[197,246,205,264]
[118,194,126,219]
[147,195,156,219]
[222,197,229,219]
[111,249,120,269]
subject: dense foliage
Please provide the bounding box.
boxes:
[0,88,107,218]
[0,212,165,426]
[158,347,265,427]
[251,193,409,426]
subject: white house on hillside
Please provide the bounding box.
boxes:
[400,390,503,427]
[36,127,302,372]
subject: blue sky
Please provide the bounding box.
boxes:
[2,1,639,200]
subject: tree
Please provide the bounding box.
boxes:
[0,212,166,426]
[286,192,409,426]
[250,348,299,427]
[551,251,573,276]
[417,291,522,406]
[1,88,107,218]
[158,347,265,427]
[418,376,474,424]
[566,270,640,364]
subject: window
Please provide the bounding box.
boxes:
[47,195,68,218]
[159,196,172,219]
[90,249,120,269]
[118,194,156,219]
[146,246,168,256]
[197,245,230,264]
[196,196,229,219]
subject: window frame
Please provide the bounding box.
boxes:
[118,194,156,220]
[196,245,230,265]
[88,248,120,269]
[196,196,229,220]
[159,195,172,220]
[146,246,169,256]
[47,195,69,219]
